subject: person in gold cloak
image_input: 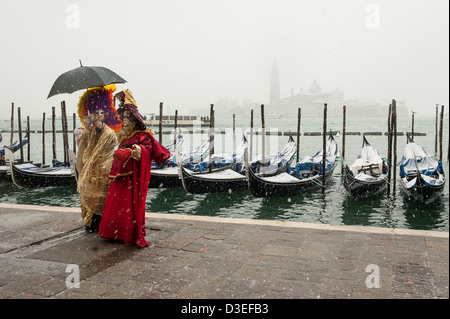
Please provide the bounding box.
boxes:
[75,85,122,231]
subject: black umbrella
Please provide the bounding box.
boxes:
[47,61,126,98]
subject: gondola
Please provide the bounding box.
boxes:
[247,134,338,197]
[149,134,185,188]
[149,137,210,188]
[399,135,445,203]
[249,135,296,175]
[162,133,184,154]
[178,136,249,194]
[180,135,296,194]
[0,135,30,157]
[343,135,389,198]
[0,162,37,182]
[1,135,30,181]
[1,134,36,181]
[180,163,248,194]
[4,148,77,188]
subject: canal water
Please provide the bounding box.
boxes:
[1,114,448,232]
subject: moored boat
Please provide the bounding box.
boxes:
[247,134,338,197]
[399,135,445,203]
[0,135,30,157]
[180,136,296,194]
[4,148,77,188]
[178,136,249,194]
[149,137,209,188]
[179,164,248,194]
[343,135,389,198]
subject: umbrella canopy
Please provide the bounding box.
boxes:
[47,64,126,98]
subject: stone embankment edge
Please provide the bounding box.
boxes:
[0,203,447,239]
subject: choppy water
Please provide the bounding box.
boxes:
[1,114,448,231]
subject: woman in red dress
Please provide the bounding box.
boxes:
[99,89,170,247]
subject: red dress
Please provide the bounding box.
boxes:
[99,131,170,247]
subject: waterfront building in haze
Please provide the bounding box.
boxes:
[266,58,408,118]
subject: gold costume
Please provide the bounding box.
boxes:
[76,124,118,228]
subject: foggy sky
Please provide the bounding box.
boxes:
[0,0,448,119]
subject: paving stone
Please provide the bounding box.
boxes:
[26,277,68,297]
[0,203,448,300]
[102,280,155,299]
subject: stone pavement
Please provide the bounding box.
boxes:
[0,203,448,300]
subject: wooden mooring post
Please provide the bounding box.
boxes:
[439,105,444,161]
[392,99,398,195]
[42,113,46,166]
[61,101,69,166]
[208,104,215,173]
[17,106,24,163]
[174,110,178,149]
[261,104,266,176]
[435,105,438,154]
[447,117,449,162]
[250,109,254,162]
[26,116,30,162]
[10,103,14,155]
[52,107,57,160]
[322,103,327,194]
[73,113,77,154]
[296,108,301,163]
[233,113,236,152]
[341,105,346,174]
[387,103,392,195]
[159,102,163,144]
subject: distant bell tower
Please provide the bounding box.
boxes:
[270,56,280,104]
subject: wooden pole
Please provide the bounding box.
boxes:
[159,102,163,144]
[341,105,346,174]
[52,107,57,160]
[439,105,444,161]
[209,104,215,173]
[250,109,254,162]
[296,107,301,163]
[64,104,69,165]
[17,107,24,163]
[447,117,449,162]
[63,102,69,165]
[261,104,266,176]
[387,104,392,195]
[411,111,415,141]
[73,113,76,154]
[61,101,69,166]
[322,103,327,194]
[10,103,14,155]
[392,99,397,195]
[61,102,66,165]
[26,116,30,162]
[435,105,438,154]
[174,110,178,150]
[42,113,46,166]
[233,113,236,152]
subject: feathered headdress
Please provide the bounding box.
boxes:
[77,84,122,132]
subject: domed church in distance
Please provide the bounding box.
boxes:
[267,58,408,118]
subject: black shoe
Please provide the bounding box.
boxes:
[86,215,102,232]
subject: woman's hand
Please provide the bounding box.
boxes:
[131,144,142,161]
